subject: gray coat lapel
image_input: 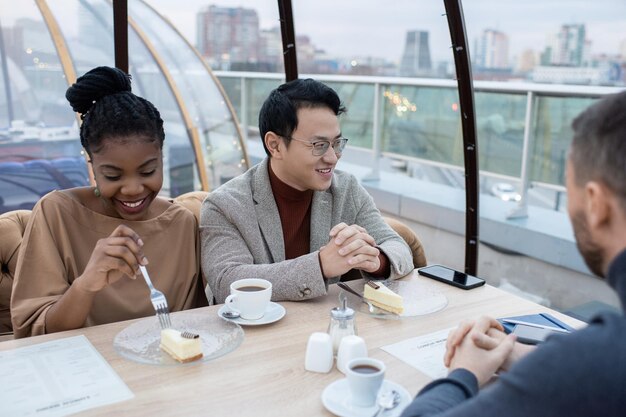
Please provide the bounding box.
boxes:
[310,190,332,252]
[252,159,285,262]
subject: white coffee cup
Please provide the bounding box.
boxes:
[346,358,386,407]
[337,335,368,374]
[304,332,334,373]
[225,278,272,320]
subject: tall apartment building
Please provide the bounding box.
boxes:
[517,49,537,73]
[259,26,282,67]
[541,24,589,67]
[619,38,626,61]
[399,30,432,77]
[474,29,509,69]
[196,5,259,69]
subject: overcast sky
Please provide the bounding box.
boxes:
[144,0,626,63]
[3,1,624,64]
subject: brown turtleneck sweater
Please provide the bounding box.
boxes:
[268,162,390,277]
[268,162,314,260]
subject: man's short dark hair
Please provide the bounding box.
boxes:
[571,91,626,209]
[258,78,346,156]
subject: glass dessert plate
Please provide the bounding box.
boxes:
[340,279,448,319]
[113,312,244,366]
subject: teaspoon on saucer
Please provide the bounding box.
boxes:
[221,310,240,319]
[374,389,401,417]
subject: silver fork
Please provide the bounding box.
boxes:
[139,265,172,329]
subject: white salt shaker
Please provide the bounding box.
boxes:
[336,335,368,374]
[304,332,334,373]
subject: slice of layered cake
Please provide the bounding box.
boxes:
[363,281,404,315]
[160,329,203,363]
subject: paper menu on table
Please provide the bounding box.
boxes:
[0,335,133,417]
[381,327,454,379]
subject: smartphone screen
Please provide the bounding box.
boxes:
[512,324,560,345]
[418,265,485,290]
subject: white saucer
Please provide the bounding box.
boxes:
[217,302,286,326]
[321,378,412,417]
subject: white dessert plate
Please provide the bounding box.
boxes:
[217,301,286,326]
[321,378,411,417]
[342,279,448,319]
[113,312,244,366]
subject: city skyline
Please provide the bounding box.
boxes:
[145,0,626,64]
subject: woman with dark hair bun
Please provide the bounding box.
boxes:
[11,67,206,338]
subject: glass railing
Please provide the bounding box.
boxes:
[216,71,623,214]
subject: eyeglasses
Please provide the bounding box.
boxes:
[287,136,349,156]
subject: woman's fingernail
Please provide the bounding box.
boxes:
[142,257,149,265]
[138,239,144,246]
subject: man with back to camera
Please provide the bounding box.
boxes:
[200,78,413,303]
[400,91,626,417]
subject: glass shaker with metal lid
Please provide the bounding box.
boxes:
[328,293,357,355]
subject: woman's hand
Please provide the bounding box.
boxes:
[75,224,147,293]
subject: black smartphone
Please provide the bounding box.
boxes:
[512,324,561,345]
[418,265,486,290]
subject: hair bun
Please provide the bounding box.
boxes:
[65,66,132,114]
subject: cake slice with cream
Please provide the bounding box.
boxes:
[363,281,404,315]
[160,329,203,363]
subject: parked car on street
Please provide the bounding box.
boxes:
[491,182,521,202]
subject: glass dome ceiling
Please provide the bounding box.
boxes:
[0,0,248,213]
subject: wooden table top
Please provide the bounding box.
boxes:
[0,271,582,416]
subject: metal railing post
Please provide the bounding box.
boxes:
[507,91,534,219]
[363,82,381,181]
[240,76,248,143]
